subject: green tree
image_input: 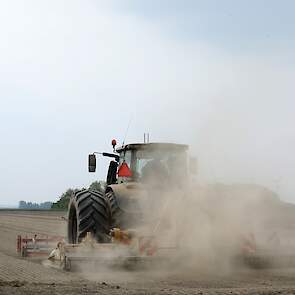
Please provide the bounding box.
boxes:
[89,181,106,193]
[51,188,78,210]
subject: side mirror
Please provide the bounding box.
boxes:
[88,154,96,172]
[189,157,198,175]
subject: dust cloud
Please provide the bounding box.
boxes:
[76,165,295,283]
[137,183,289,272]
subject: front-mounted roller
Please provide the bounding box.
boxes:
[67,189,111,243]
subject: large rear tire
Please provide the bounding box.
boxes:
[67,190,111,243]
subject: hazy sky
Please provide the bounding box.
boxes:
[0,0,294,206]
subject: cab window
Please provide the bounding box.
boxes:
[120,150,132,167]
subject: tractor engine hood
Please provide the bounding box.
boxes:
[107,182,149,214]
[106,182,185,230]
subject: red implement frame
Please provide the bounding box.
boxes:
[16,235,64,257]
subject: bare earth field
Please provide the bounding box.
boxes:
[1,210,295,294]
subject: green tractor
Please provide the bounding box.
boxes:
[67,140,196,244]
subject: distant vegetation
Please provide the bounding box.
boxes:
[89,180,106,192]
[18,201,53,209]
[51,181,106,210]
[51,188,79,210]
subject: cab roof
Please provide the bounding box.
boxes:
[116,142,188,153]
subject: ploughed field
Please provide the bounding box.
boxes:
[1,210,295,294]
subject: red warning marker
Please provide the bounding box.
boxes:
[118,162,132,177]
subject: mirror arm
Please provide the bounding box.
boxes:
[93,152,119,162]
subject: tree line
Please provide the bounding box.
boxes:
[18,201,53,209]
[18,181,105,210]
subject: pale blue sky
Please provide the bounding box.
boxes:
[110,1,295,48]
[0,1,294,205]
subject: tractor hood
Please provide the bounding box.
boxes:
[106,182,185,230]
[107,182,149,214]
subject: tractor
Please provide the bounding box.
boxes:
[18,141,295,270]
[67,140,196,245]
[65,141,292,271]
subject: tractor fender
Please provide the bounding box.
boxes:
[106,183,149,214]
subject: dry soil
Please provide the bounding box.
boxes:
[1,210,295,294]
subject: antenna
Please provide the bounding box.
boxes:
[122,116,132,145]
[144,133,150,143]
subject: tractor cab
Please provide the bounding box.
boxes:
[89,142,196,188]
[116,143,189,186]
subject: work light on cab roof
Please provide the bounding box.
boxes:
[111,139,117,150]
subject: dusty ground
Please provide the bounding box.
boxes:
[1,210,295,294]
